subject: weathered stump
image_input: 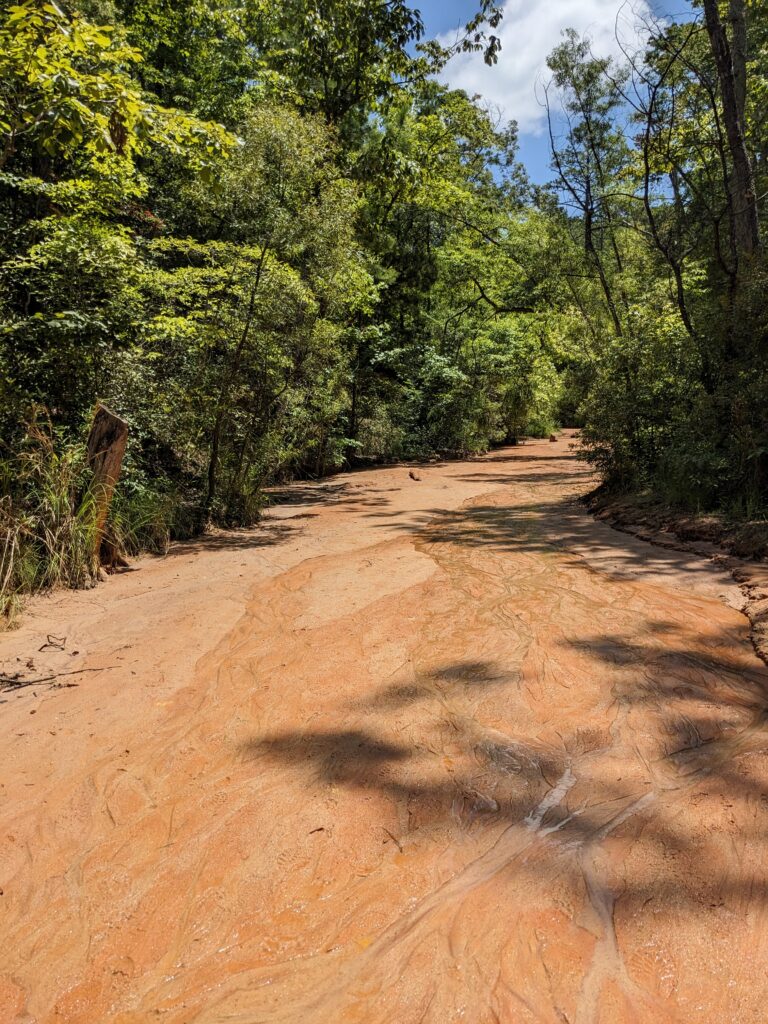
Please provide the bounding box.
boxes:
[87,404,128,565]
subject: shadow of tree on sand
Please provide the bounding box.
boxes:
[243,611,768,911]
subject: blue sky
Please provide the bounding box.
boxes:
[416,0,694,182]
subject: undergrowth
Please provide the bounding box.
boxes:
[0,418,180,626]
[0,421,99,623]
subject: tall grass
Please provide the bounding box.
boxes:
[108,483,178,556]
[0,421,100,622]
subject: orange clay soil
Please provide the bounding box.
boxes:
[2,432,768,1024]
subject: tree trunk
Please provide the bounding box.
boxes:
[87,404,128,566]
[206,410,222,513]
[729,0,748,124]
[205,245,269,517]
[583,178,623,337]
[702,0,760,258]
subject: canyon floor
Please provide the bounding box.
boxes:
[2,432,768,1024]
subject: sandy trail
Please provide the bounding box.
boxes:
[2,433,768,1023]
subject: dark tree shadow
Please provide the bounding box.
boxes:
[165,521,300,557]
[241,617,768,913]
[266,481,399,509]
[362,495,734,585]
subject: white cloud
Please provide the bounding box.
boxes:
[438,0,654,134]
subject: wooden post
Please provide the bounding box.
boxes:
[87,404,128,564]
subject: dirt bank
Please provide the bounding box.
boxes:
[2,432,768,1023]
[588,490,768,666]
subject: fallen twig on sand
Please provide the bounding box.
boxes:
[0,667,106,693]
[38,634,67,652]
[382,827,404,853]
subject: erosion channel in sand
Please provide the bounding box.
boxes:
[2,433,768,1023]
